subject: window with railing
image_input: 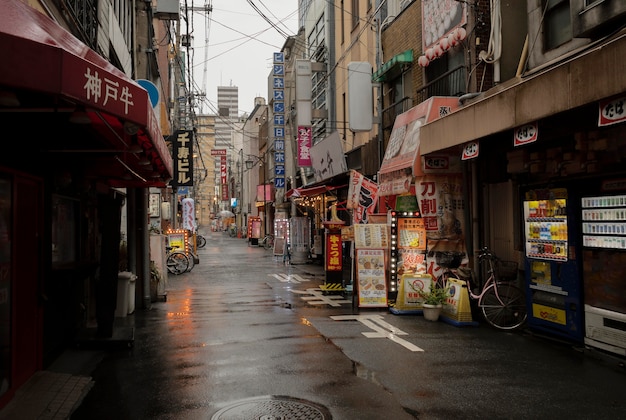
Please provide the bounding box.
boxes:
[416,65,466,104]
[61,0,98,49]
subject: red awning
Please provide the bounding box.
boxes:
[0,0,173,185]
[286,184,346,199]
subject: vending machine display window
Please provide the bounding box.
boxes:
[523,188,583,343]
[581,193,626,356]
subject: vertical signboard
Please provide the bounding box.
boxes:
[273,52,286,191]
[297,126,312,167]
[211,149,228,201]
[173,130,194,187]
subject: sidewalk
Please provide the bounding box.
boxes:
[0,243,326,420]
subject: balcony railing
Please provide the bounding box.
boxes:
[416,65,466,104]
[382,96,412,134]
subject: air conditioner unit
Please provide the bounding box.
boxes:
[584,304,626,356]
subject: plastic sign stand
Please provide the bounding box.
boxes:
[389,273,432,315]
[440,277,479,327]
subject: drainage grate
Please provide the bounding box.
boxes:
[211,395,332,420]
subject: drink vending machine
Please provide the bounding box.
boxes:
[523,188,584,342]
[580,193,626,356]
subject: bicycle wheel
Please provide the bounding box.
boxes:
[479,282,527,330]
[167,251,190,275]
[263,236,273,250]
[196,235,206,249]
[186,252,197,272]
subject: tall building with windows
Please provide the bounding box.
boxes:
[194,114,216,227]
[214,86,239,210]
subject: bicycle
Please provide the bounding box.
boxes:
[166,246,190,275]
[228,224,237,238]
[436,247,527,331]
[196,234,206,249]
[260,234,274,250]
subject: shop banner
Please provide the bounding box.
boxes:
[181,198,195,231]
[347,170,379,224]
[415,174,465,240]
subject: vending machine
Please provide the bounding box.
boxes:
[523,188,584,342]
[580,193,626,356]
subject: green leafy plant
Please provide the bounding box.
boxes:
[415,284,450,306]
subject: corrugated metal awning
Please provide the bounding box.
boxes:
[372,49,413,83]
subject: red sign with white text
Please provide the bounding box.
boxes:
[325,233,343,271]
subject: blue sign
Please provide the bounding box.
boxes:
[274,114,284,126]
[273,102,285,114]
[275,165,285,176]
[273,64,284,76]
[137,79,159,108]
[274,151,285,163]
[273,78,284,89]
[273,52,284,63]
[274,139,285,150]
[273,90,285,101]
[275,177,285,189]
[274,127,284,137]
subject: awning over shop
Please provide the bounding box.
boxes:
[378,97,460,196]
[286,184,346,199]
[372,49,413,83]
[0,0,173,187]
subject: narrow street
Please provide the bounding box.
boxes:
[57,230,626,419]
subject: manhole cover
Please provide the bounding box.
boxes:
[211,395,332,420]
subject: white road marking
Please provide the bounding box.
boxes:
[330,314,424,352]
[269,273,311,284]
[291,288,351,307]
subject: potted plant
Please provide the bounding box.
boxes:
[416,284,450,321]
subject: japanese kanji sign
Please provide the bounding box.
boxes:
[172,130,194,187]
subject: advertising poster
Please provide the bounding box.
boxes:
[353,224,389,249]
[356,249,388,307]
[415,174,464,240]
[396,217,427,274]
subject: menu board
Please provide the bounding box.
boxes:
[582,194,626,249]
[356,249,388,307]
[353,224,389,249]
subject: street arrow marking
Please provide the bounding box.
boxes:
[291,288,351,307]
[330,314,424,352]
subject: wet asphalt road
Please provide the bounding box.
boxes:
[68,230,626,420]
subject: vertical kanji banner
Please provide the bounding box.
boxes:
[347,170,379,224]
[415,174,464,240]
[172,130,194,187]
[297,126,312,167]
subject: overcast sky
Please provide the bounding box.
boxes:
[184,1,299,117]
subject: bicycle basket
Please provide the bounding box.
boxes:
[434,251,464,268]
[497,260,518,281]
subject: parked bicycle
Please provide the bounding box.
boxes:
[196,234,207,249]
[435,247,527,331]
[260,234,274,250]
[166,246,190,275]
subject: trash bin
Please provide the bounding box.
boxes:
[116,271,136,317]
